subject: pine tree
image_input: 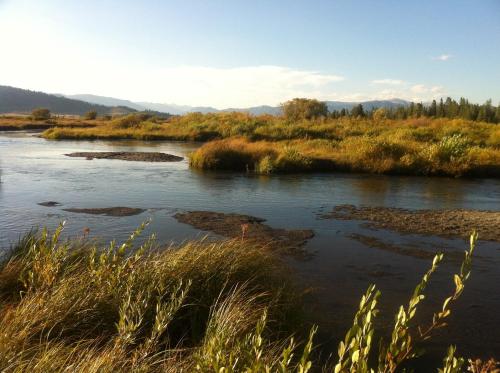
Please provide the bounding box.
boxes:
[429,100,437,117]
[350,104,365,118]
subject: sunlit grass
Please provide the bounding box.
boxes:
[40,113,500,177]
[0,225,496,371]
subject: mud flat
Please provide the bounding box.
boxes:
[63,207,145,217]
[324,204,500,241]
[38,201,62,207]
[65,152,183,162]
[174,211,314,253]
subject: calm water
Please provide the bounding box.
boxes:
[1,131,499,362]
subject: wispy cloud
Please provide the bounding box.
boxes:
[432,54,452,61]
[372,79,405,85]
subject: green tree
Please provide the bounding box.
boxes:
[31,108,51,120]
[437,98,445,117]
[429,100,437,117]
[281,98,328,121]
[350,104,365,117]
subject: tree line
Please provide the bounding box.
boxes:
[282,97,500,123]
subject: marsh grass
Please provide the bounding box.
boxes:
[0,224,497,372]
[0,222,308,372]
[40,113,500,176]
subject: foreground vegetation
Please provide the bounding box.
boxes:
[0,223,497,372]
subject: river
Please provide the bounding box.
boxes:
[1,131,499,364]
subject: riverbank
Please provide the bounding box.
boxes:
[37,113,500,177]
[0,225,496,371]
[189,137,500,177]
[0,115,97,131]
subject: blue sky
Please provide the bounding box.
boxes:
[0,0,498,107]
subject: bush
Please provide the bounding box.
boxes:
[275,146,312,171]
[84,110,97,120]
[437,134,470,160]
[255,155,275,174]
[31,108,51,120]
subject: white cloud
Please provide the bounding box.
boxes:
[410,84,426,93]
[432,54,452,61]
[371,79,405,85]
[406,84,445,100]
[148,66,345,107]
[22,65,342,109]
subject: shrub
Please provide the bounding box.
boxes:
[31,108,51,120]
[255,155,275,174]
[275,146,313,172]
[190,138,276,171]
[436,134,470,161]
[84,110,98,120]
[373,107,387,122]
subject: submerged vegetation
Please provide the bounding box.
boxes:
[0,223,497,372]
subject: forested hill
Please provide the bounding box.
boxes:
[0,85,136,115]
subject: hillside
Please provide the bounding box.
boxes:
[0,86,136,115]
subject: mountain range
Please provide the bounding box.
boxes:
[65,94,409,115]
[0,85,410,116]
[0,86,135,116]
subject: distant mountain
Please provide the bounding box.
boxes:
[0,86,136,115]
[2,86,409,117]
[66,94,147,111]
[67,93,409,116]
[325,99,410,112]
[221,105,282,115]
[136,102,218,115]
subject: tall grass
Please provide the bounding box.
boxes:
[0,222,305,372]
[40,113,499,177]
[189,136,500,176]
[0,224,497,371]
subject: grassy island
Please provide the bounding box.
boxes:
[40,111,500,177]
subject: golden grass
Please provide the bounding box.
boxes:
[30,112,500,176]
[190,136,500,177]
[0,224,304,372]
[0,225,496,371]
[0,115,97,130]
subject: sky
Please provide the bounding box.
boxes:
[0,0,499,108]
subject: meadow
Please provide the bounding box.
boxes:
[39,112,500,177]
[0,222,496,372]
[0,114,97,131]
